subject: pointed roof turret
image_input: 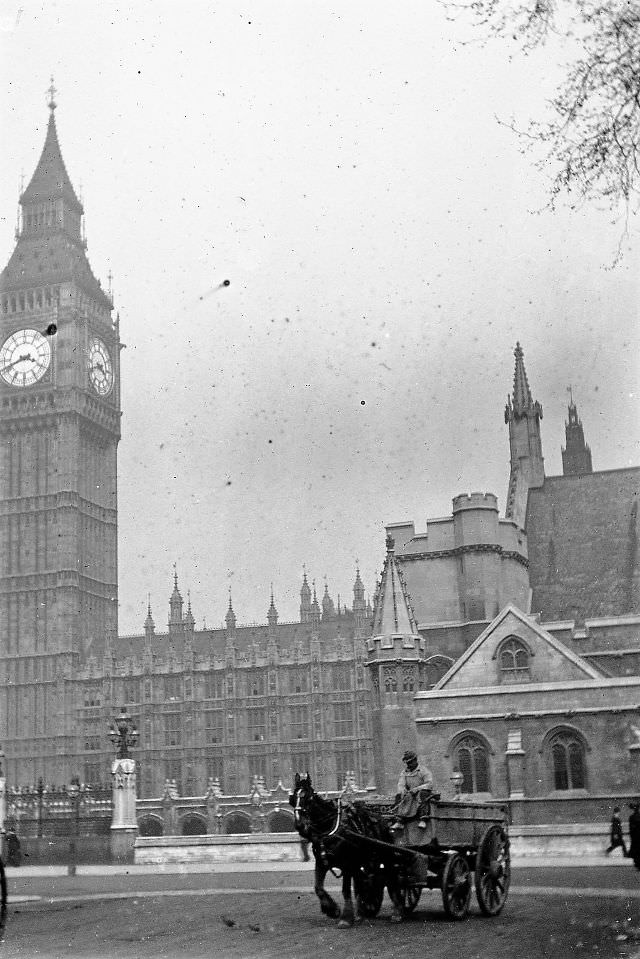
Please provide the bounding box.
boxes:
[144,596,155,635]
[225,591,237,631]
[300,566,312,622]
[353,565,365,603]
[22,82,82,215]
[184,591,195,629]
[267,585,278,627]
[322,578,336,620]
[1,88,112,309]
[168,566,184,630]
[562,389,593,476]
[371,535,420,638]
[505,342,543,421]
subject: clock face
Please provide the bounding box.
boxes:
[0,328,51,387]
[88,337,114,396]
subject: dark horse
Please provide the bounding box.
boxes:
[290,773,403,927]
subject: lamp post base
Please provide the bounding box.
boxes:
[110,827,137,863]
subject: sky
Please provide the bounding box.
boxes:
[1,1,638,635]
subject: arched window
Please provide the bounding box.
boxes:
[454,735,491,793]
[548,730,587,790]
[498,637,531,683]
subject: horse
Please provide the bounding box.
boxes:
[290,773,404,927]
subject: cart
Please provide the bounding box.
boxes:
[347,795,511,921]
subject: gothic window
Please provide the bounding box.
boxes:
[292,752,311,777]
[269,671,277,693]
[204,710,224,744]
[333,664,351,690]
[548,730,587,790]
[83,720,101,752]
[334,703,354,737]
[163,713,182,747]
[83,762,102,785]
[454,735,491,793]
[164,675,182,701]
[383,665,397,694]
[247,708,266,742]
[248,672,265,696]
[144,679,152,701]
[248,755,267,785]
[402,666,415,693]
[84,685,101,708]
[335,752,354,790]
[498,637,531,683]
[184,677,192,699]
[371,670,380,695]
[205,672,224,699]
[123,679,139,704]
[290,706,309,739]
[290,670,308,694]
[206,757,224,787]
[165,759,182,793]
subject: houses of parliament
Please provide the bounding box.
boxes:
[1,94,639,805]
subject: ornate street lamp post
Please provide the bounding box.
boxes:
[109,708,139,862]
[109,708,138,759]
[67,775,81,876]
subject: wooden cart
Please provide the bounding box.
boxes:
[347,795,511,921]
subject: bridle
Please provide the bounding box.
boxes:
[293,786,342,840]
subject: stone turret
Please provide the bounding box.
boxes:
[168,569,184,637]
[562,396,593,476]
[300,568,312,623]
[505,343,545,529]
[366,535,427,792]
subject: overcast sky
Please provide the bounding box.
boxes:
[1,1,638,635]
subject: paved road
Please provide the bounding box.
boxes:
[4,865,640,959]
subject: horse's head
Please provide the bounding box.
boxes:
[290,772,315,836]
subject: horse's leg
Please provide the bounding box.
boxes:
[385,863,404,923]
[337,872,355,928]
[314,857,340,919]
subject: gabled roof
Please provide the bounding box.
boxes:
[434,603,602,690]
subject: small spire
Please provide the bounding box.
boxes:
[267,585,278,626]
[47,76,57,112]
[225,589,237,630]
[144,595,155,634]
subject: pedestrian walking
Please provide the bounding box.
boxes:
[605,806,628,856]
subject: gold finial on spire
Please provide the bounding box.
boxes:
[47,76,57,112]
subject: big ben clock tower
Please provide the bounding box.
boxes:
[0,86,121,783]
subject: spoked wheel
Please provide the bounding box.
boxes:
[354,868,385,918]
[441,852,471,920]
[398,880,422,915]
[475,825,511,916]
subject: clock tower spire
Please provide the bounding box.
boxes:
[0,92,121,784]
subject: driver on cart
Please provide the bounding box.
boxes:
[391,749,434,832]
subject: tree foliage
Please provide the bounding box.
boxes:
[449,1,640,213]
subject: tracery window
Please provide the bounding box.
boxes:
[383,665,397,694]
[549,730,587,790]
[498,637,531,683]
[454,735,491,793]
